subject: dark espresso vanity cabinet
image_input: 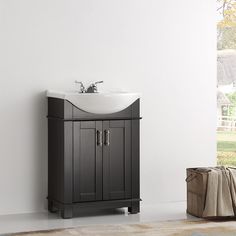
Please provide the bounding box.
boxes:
[47,98,141,218]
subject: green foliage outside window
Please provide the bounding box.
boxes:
[217,0,236,49]
[226,92,236,116]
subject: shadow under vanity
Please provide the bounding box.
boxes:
[47,97,141,219]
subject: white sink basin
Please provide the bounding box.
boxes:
[47,90,140,114]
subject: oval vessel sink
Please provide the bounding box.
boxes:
[47,90,140,114]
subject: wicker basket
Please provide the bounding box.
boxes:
[186,168,211,217]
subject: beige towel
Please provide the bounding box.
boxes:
[203,167,234,217]
[228,167,236,215]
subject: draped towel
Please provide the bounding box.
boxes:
[202,167,236,217]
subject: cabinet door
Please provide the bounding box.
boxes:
[103,120,132,200]
[73,121,103,202]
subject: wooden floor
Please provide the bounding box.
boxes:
[0,202,196,235]
[13,219,236,236]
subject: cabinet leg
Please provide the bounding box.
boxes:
[48,200,58,213]
[61,206,73,219]
[128,202,140,214]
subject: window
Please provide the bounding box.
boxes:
[217,0,236,166]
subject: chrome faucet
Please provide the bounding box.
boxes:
[75,80,103,93]
[86,81,103,93]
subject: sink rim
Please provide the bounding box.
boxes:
[46,90,141,114]
[46,90,141,97]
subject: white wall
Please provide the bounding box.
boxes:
[0,0,216,215]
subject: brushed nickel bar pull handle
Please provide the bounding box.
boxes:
[97,130,102,146]
[104,130,110,146]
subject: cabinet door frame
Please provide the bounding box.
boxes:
[73,121,103,202]
[102,120,132,200]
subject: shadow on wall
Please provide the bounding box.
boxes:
[32,91,48,211]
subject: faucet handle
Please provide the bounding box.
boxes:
[94,81,104,85]
[75,80,85,93]
[86,81,104,93]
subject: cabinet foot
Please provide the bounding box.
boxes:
[48,200,58,213]
[61,206,73,219]
[128,202,140,214]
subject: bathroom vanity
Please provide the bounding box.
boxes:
[47,91,141,219]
